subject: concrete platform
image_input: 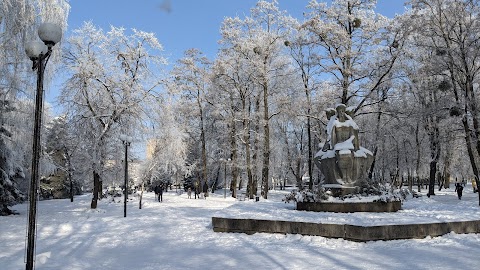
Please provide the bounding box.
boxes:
[212,217,480,241]
[296,201,402,213]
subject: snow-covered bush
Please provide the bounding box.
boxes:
[283,186,329,203]
[0,138,25,215]
[283,183,411,203]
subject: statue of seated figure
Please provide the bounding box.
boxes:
[331,104,359,151]
[315,104,373,189]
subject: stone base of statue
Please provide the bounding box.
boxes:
[323,184,359,197]
[296,200,402,213]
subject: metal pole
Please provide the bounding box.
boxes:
[66,147,73,203]
[224,161,226,199]
[69,169,73,202]
[26,52,46,270]
[124,142,128,218]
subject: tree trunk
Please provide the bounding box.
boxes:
[415,122,422,192]
[64,147,74,202]
[368,147,378,180]
[212,167,220,193]
[246,126,254,198]
[90,171,100,209]
[427,128,440,197]
[408,171,412,193]
[238,177,243,191]
[246,149,254,198]
[461,109,480,205]
[438,170,444,191]
[427,108,440,197]
[139,182,144,209]
[195,84,208,197]
[230,116,238,198]
[200,114,207,194]
[252,95,261,198]
[261,81,270,199]
[305,80,313,190]
[465,82,480,205]
[368,106,384,180]
[69,170,73,202]
[428,161,436,197]
[295,157,303,189]
[99,180,103,199]
[425,88,441,197]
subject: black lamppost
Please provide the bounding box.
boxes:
[220,158,231,199]
[120,134,132,217]
[24,22,62,270]
[220,158,225,198]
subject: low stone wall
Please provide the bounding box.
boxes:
[344,220,480,241]
[212,217,480,241]
[296,201,402,213]
[212,217,345,238]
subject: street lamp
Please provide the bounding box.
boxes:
[220,158,231,199]
[120,134,132,217]
[220,158,225,198]
[25,22,62,270]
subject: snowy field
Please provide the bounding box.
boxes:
[1,186,479,270]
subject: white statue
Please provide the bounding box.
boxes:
[315,104,373,190]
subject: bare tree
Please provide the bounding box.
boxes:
[61,22,166,208]
[410,0,480,204]
[171,49,211,196]
[220,0,295,198]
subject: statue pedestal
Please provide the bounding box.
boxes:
[296,200,402,213]
[323,184,359,197]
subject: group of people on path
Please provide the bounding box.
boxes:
[187,181,209,199]
[154,180,210,201]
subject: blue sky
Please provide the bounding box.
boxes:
[48,0,407,105]
[65,0,407,62]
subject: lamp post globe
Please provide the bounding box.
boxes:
[25,41,48,60]
[38,22,62,47]
[25,22,61,270]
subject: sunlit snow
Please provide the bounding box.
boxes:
[1,186,479,269]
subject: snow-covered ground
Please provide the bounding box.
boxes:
[1,186,479,270]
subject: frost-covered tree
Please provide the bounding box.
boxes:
[61,22,166,209]
[299,0,416,190]
[142,95,190,190]
[210,46,257,198]
[409,0,480,204]
[171,49,211,194]
[0,137,24,215]
[44,114,82,201]
[284,16,325,190]
[0,0,69,215]
[301,0,405,111]
[220,0,296,199]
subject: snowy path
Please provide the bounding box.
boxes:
[1,187,479,269]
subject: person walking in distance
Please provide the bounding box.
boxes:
[154,185,160,201]
[202,181,209,199]
[455,182,463,200]
[158,184,163,202]
[154,184,163,202]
